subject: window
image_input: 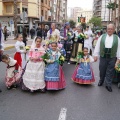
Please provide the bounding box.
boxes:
[41,10,44,16]
[17,8,20,14]
[6,5,12,13]
[49,1,50,7]
[45,0,47,4]
[45,10,47,19]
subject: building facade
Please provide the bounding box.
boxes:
[93,0,115,26]
[70,7,82,22]
[50,0,67,23]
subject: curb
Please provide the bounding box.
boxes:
[5,46,14,50]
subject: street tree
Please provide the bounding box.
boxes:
[107,1,118,23]
[89,16,102,27]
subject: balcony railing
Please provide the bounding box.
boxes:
[2,0,21,2]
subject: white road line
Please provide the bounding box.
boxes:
[58,108,67,120]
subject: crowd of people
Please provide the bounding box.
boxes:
[0,22,120,93]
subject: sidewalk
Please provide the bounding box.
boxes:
[4,36,33,50]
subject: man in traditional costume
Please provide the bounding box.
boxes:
[60,22,73,64]
[0,23,4,92]
[94,24,120,92]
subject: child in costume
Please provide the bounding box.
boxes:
[14,34,28,69]
[44,42,66,90]
[1,54,21,89]
[72,47,95,84]
[22,37,46,93]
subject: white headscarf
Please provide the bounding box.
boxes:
[31,36,43,49]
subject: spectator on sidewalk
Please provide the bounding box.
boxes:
[0,22,4,92]
[30,27,35,39]
[36,25,42,38]
[3,26,7,41]
[22,27,27,46]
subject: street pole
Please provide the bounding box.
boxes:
[58,0,61,22]
[13,0,18,38]
[56,0,58,22]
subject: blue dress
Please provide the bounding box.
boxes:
[44,50,61,82]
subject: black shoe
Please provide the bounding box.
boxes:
[106,86,112,92]
[40,88,46,93]
[0,89,2,92]
[7,87,11,90]
[98,81,103,86]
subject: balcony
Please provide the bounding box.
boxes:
[2,0,21,2]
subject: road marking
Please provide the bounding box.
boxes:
[58,108,67,120]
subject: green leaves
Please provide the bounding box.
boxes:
[89,16,102,27]
[107,2,118,10]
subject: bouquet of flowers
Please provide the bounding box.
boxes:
[56,55,65,66]
[115,63,120,73]
[25,46,30,51]
[76,51,84,65]
[67,32,72,41]
[41,53,50,63]
[78,33,88,39]
[25,46,30,60]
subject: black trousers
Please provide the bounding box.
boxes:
[99,57,116,86]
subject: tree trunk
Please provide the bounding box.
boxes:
[14,0,18,39]
[114,0,117,27]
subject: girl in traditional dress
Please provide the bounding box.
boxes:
[72,47,95,84]
[1,54,20,89]
[44,42,66,90]
[14,34,27,69]
[22,37,46,92]
[71,27,84,62]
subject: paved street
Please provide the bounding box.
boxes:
[0,49,120,120]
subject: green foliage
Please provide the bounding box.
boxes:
[89,16,102,27]
[69,19,76,28]
[107,2,118,10]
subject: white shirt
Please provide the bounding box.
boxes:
[93,34,120,59]
[15,41,25,53]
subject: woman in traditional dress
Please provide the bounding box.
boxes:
[14,34,27,69]
[70,27,84,62]
[72,47,95,84]
[1,54,21,89]
[44,42,66,90]
[22,37,46,92]
[47,23,60,43]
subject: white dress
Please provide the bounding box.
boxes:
[23,47,46,90]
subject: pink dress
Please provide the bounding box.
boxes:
[22,46,46,91]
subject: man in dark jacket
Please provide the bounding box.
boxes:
[36,25,42,38]
[30,27,35,39]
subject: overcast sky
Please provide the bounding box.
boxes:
[67,0,93,16]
